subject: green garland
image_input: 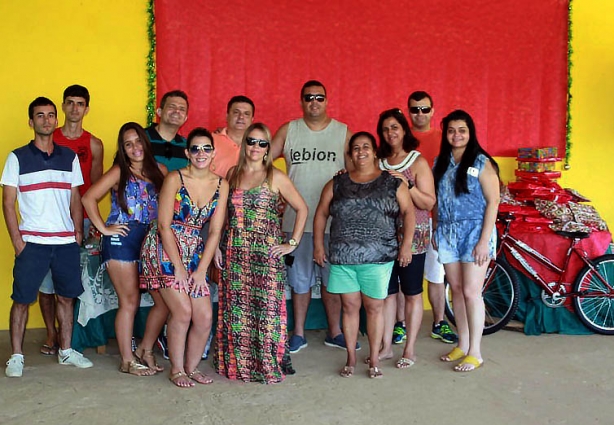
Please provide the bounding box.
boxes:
[565,0,573,170]
[146,0,156,126]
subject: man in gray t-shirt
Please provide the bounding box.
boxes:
[271,80,357,354]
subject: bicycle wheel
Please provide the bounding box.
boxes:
[445,257,520,335]
[572,254,614,335]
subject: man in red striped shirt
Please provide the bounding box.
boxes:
[38,85,104,357]
[2,97,93,378]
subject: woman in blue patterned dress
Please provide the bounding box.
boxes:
[82,122,166,376]
[433,110,499,372]
[140,127,229,388]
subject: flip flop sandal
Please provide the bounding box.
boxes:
[368,366,383,379]
[169,371,195,388]
[134,349,164,373]
[119,360,155,376]
[187,368,213,384]
[454,355,483,372]
[440,347,466,362]
[395,357,415,369]
[339,366,354,378]
[40,344,59,356]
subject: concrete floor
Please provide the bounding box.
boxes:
[1,312,612,425]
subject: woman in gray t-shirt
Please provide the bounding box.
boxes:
[313,131,415,379]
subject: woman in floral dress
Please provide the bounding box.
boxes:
[214,123,307,384]
[140,127,229,388]
[82,122,166,376]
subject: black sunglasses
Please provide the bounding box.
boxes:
[246,137,270,148]
[303,94,326,103]
[188,145,214,154]
[409,106,432,114]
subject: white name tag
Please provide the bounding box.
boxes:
[467,167,479,177]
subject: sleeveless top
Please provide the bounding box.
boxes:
[379,150,430,254]
[283,118,347,233]
[329,171,401,265]
[436,153,489,224]
[53,128,92,217]
[106,175,159,225]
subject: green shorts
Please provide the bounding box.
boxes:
[327,262,394,300]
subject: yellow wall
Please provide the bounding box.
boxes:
[560,2,614,227]
[0,1,611,329]
[0,1,149,329]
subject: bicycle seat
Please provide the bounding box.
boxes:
[497,212,517,221]
[555,230,591,239]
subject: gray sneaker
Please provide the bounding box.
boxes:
[5,354,24,378]
[58,349,93,368]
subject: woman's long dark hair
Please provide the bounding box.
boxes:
[114,122,165,213]
[376,108,419,158]
[432,110,499,196]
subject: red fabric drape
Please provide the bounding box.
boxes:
[155,0,569,157]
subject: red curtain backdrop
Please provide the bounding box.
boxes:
[155,0,569,157]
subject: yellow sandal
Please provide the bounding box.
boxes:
[440,347,466,362]
[454,355,483,372]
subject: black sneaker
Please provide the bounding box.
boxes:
[392,321,407,344]
[156,335,170,359]
[431,320,458,344]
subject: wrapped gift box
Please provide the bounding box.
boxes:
[517,147,558,159]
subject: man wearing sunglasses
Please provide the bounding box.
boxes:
[271,80,357,354]
[407,91,458,345]
[146,90,189,171]
[211,95,255,178]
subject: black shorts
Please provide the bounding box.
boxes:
[12,242,82,304]
[387,253,427,296]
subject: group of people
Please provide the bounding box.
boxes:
[3,81,499,384]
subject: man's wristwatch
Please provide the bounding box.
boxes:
[288,238,298,247]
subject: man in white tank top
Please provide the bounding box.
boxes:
[271,80,357,354]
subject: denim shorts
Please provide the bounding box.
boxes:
[436,220,496,264]
[327,262,394,300]
[100,221,149,266]
[13,242,82,304]
[39,218,92,295]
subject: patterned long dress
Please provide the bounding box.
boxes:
[214,182,287,384]
[140,171,221,294]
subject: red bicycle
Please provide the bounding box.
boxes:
[445,213,614,335]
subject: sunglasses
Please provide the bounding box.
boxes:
[303,94,326,103]
[409,106,432,114]
[188,145,214,154]
[246,137,270,148]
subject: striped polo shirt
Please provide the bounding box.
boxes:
[0,141,83,245]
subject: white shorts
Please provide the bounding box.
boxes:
[424,241,445,284]
[39,271,55,295]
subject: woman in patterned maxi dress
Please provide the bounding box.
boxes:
[214,123,307,384]
[140,127,229,388]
